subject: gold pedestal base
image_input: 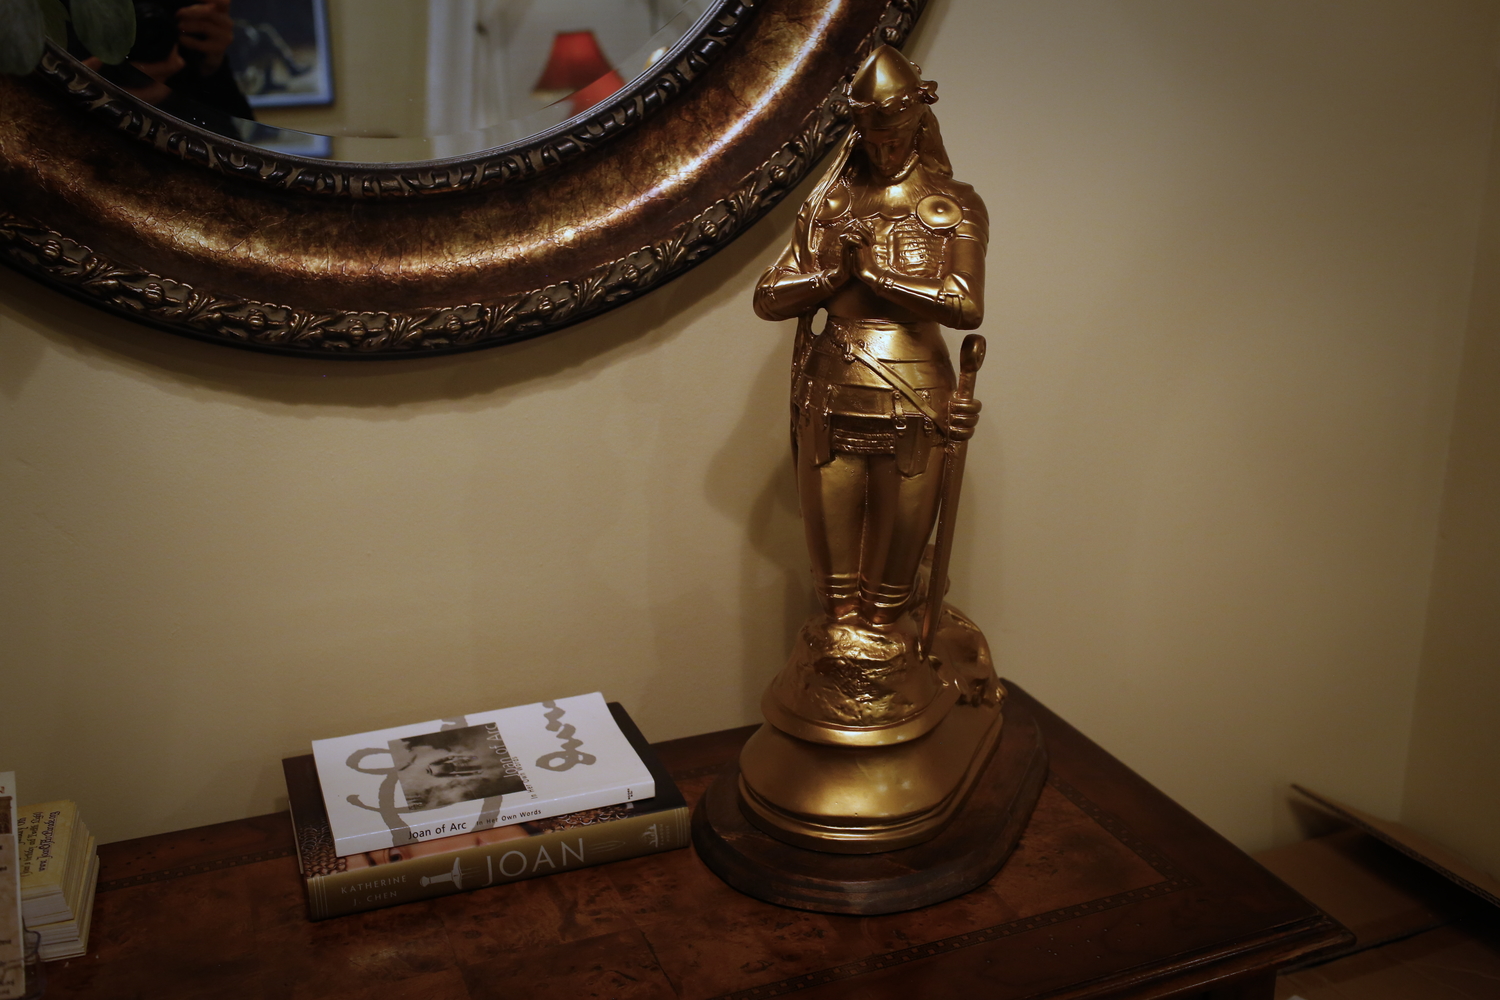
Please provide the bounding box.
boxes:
[739,694,1002,853]
[738,604,1004,854]
[691,684,1047,914]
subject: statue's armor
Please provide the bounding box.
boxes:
[790,172,987,473]
[756,103,990,626]
[762,165,988,620]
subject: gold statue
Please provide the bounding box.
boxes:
[738,45,1005,853]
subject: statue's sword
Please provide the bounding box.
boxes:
[920,333,986,659]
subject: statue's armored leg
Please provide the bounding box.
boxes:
[858,448,945,624]
[795,444,866,620]
[775,440,950,740]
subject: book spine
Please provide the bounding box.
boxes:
[331,778,659,858]
[59,823,91,909]
[306,804,689,920]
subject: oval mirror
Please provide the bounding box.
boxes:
[0,0,926,357]
[91,0,727,163]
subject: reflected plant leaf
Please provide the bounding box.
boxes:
[71,0,133,65]
[40,0,67,43]
[0,0,45,75]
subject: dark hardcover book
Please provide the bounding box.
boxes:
[284,703,688,920]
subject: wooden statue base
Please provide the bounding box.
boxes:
[691,696,1049,915]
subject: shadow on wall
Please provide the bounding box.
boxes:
[0,195,796,415]
[0,179,821,745]
[702,333,813,721]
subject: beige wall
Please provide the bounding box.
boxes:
[924,0,1499,851]
[1,0,1497,849]
[1402,63,1500,876]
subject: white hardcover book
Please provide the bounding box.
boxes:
[312,692,655,858]
[0,774,22,1000]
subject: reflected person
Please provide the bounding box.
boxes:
[78,0,253,130]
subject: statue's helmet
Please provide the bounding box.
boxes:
[848,45,937,134]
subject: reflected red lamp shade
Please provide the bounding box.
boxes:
[533,30,625,115]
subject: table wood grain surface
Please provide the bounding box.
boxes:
[44,684,1348,999]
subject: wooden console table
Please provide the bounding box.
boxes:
[45,685,1347,999]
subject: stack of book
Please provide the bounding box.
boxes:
[16,801,98,961]
[288,692,688,919]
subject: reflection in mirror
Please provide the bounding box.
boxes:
[82,0,714,162]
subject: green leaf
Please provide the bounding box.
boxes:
[72,0,134,65]
[0,0,46,75]
[39,0,67,43]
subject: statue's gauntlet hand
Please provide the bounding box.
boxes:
[858,235,985,329]
[948,395,981,441]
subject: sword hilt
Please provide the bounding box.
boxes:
[958,334,986,397]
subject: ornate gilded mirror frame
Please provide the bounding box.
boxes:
[0,0,925,358]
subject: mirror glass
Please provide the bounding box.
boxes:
[87,0,714,162]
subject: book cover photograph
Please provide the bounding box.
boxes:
[386,722,527,810]
[288,702,689,919]
[311,692,655,857]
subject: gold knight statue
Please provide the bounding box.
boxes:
[738,45,1006,853]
